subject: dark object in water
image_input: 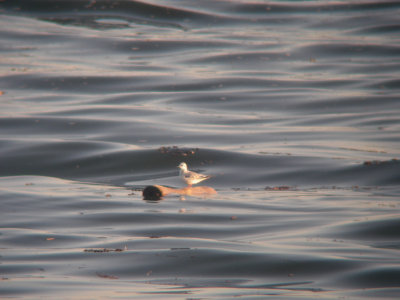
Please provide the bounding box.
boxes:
[143,185,163,201]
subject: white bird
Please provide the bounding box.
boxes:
[178,162,211,187]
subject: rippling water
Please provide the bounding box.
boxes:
[1,1,400,299]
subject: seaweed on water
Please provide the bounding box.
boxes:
[96,272,119,280]
[158,146,198,157]
[363,158,398,166]
[265,186,296,191]
[84,248,125,253]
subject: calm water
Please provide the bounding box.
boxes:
[1,1,400,299]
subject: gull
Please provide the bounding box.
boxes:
[178,162,211,187]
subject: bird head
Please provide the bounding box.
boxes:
[178,162,188,171]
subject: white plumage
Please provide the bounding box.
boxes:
[178,162,211,187]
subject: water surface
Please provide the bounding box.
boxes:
[1,1,400,299]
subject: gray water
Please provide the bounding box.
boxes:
[1,1,400,299]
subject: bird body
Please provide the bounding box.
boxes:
[178,162,211,187]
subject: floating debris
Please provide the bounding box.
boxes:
[96,272,119,280]
[364,160,382,166]
[84,248,124,253]
[363,158,398,166]
[265,186,294,191]
[158,146,198,157]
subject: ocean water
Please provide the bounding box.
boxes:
[1,1,400,299]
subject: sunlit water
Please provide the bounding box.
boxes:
[1,1,400,299]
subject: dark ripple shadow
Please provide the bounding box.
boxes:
[230,1,400,15]
[1,74,165,94]
[1,139,399,187]
[336,267,400,289]
[296,43,400,58]
[1,0,223,30]
[325,216,400,241]
[351,24,400,35]
[86,248,361,279]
